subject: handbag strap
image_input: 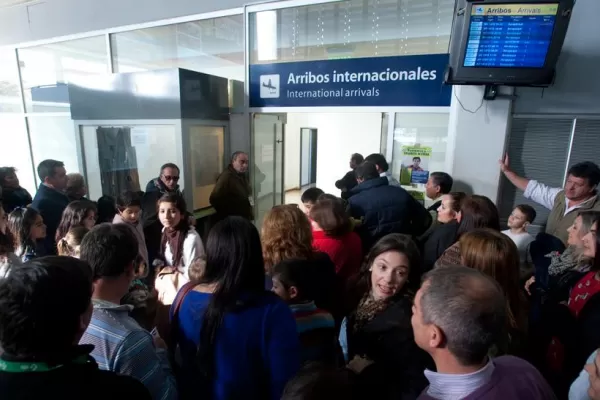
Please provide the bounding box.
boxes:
[168,282,197,350]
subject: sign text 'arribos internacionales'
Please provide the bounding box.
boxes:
[249,54,451,108]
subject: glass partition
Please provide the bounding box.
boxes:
[18,36,109,113]
[28,116,81,179]
[111,15,244,81]
[188,125,225,210]
[391,112,450,206]
[250,0,454,64]
[0,116,36,194]
[79,123,181,200]
[0,49,22,114]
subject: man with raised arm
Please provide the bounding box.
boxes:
[499,155,600,245]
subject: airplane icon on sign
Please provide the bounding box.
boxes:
[262,79,277,93]
[259,74,280,98]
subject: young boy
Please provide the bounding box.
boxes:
[272,259,337,365]
[503,204,536,269]
[301,188,325,215]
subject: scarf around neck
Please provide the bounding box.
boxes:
[161,225,186,267]
[353,291,391,333]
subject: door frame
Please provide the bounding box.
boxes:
[299,127,317,187]
[250,112,287,216]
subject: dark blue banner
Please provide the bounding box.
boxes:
[249,54,451,107]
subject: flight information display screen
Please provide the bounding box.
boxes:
[464,3,558,68]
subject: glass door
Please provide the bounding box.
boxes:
[252,113,285,228]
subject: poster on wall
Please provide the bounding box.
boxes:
[249,54,451,107]
[400,146,431,185]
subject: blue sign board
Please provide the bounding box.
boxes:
[249,54,451,108]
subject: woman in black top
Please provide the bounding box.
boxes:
[0,167,32,214]
[344,234,433,400]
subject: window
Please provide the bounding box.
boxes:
[0,48,22,113]
[0,116,36,193]
[250,0,454,64]
[27,116,81,181]
[80,124,181,201]
[111,15,244,81]
[18,36,109,113]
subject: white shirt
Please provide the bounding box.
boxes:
[502,229,535,264]
[524,180,596,216]
[424,359,495,400]
[163,228,205,284]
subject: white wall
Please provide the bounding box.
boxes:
[285,112,382,196]
[447,85,512,202]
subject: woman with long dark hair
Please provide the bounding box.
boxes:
[171,216,300,400]
[55,200,97,244]
[342,234,432,399]
[434,194,500,268]
[8,207,46,262]
[0,167,32,214]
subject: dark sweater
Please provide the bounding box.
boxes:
[422,221,459,272]
[417,356,556,400]
[31,184,70,255]
[0,346,151,400]
[1,186,33,213]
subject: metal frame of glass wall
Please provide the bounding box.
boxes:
[0,0,456,197]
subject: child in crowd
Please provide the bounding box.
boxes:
[8,207,46,262]
[56,226,89,258]
[155,193,205,305]
[187,256,206,283]
[503,204,536,272]
[301,188,325,215]
[113,191,149,268]
[96,195,117,224]
[122,254,158,332]
[317,193,363,230]
[272,258,337,365]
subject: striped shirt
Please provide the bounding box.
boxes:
[79,299,177,400]
[423,358,494,400]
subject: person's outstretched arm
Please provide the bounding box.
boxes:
[499,154,561,210]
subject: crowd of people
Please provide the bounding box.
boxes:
[1,151,600,400]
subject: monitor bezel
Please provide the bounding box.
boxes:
[446,0,574,86]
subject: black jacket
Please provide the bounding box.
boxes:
[348,177,431,250]
[336,170,358,200]
[31,184,70,255]
[0,346,150,400]
[1,186,33,213]
[347,295,433,400]
[209,165,252,220]
[421,220,459,272]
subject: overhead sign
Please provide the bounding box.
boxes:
[249,54,451,107]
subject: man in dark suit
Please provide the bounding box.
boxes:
[335,153,364,200]
[31,159,70,255]
[348,161,431,252]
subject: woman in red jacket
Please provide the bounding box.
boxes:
[310,198,362,281]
